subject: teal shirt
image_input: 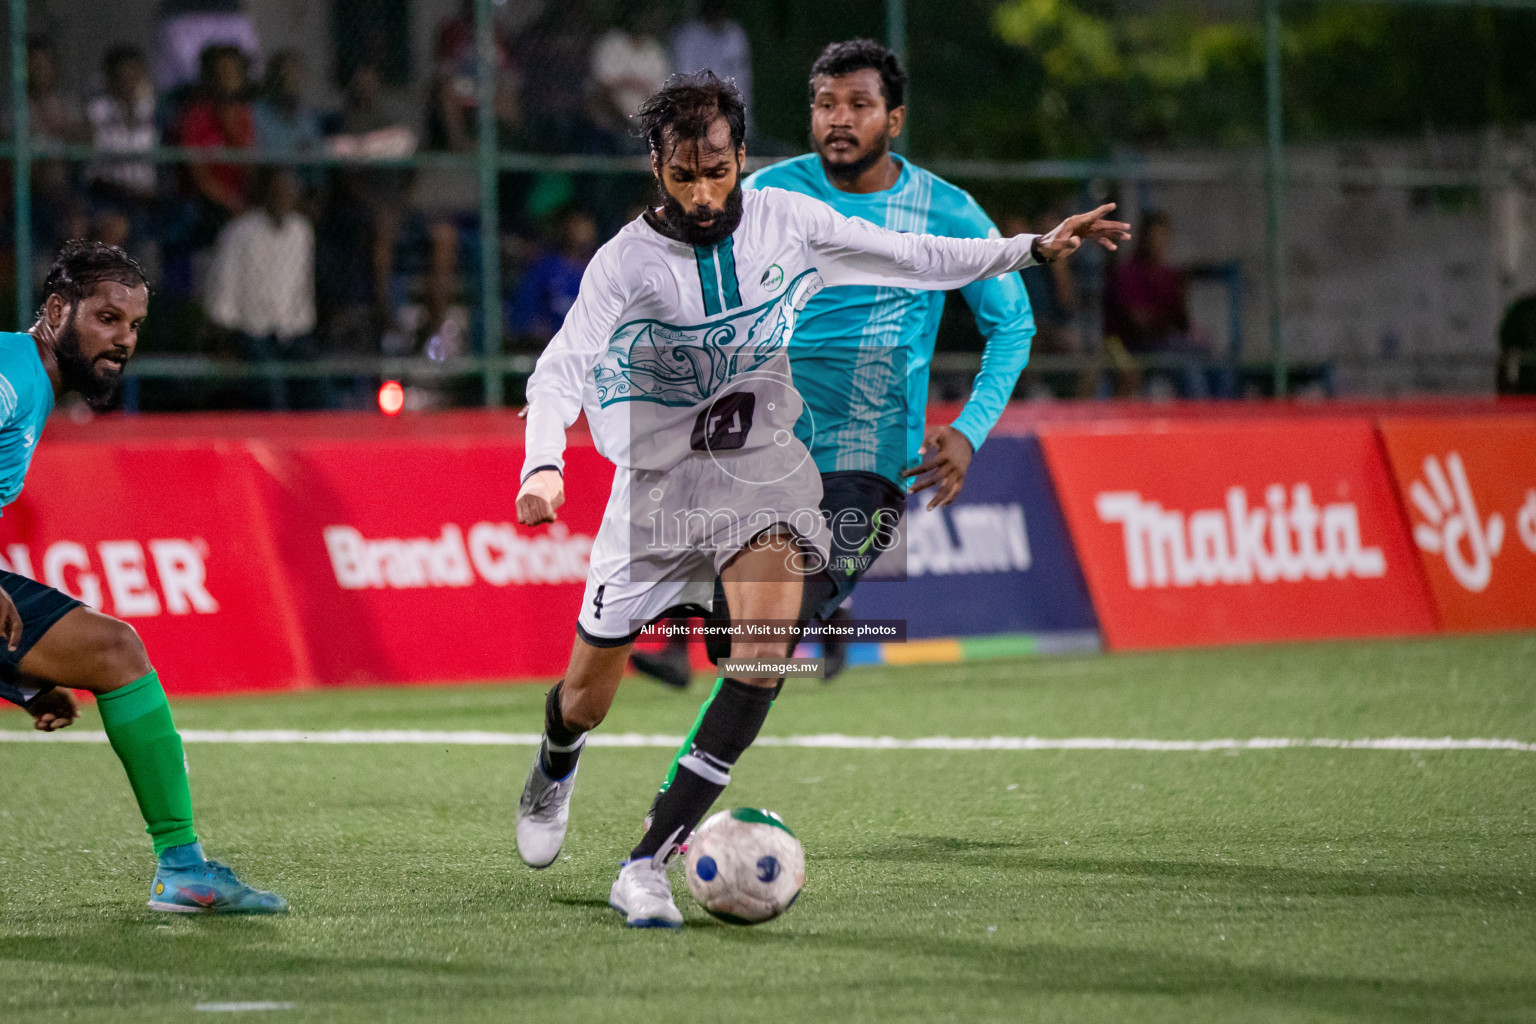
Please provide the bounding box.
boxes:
[744,154,1035,485]
[0,332,54,512]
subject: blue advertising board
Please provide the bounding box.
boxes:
[849,433,1099,642]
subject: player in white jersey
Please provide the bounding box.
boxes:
[512,72,1128,927]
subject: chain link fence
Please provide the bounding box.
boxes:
[2,0,1533,411]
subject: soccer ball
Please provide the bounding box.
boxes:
[684,807,805,925]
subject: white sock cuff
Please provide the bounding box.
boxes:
[544,732,587,754]
[678,753,732,786]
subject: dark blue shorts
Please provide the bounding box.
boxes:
[0,570,83,708]
[812,470,907,621]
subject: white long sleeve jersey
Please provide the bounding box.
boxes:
[521,185,1038,479]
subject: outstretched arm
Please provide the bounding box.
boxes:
[795,190,1129,291]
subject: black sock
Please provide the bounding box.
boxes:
[539,681,586,780]
[630,678,775,860]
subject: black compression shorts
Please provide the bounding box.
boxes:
[0,570,83,709]
[811,470,907,621]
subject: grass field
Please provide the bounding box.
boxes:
[2,633,1534,1023]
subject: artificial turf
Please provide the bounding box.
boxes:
[1,632,1533,1023]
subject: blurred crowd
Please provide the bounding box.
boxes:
[7,0,753,408]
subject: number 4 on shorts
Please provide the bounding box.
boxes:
[592,584,605,620]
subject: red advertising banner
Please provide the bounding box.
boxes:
[0,421,613,694]
[251,439,612,685]
[1377,416,1536,632]
[1039,419,1436,650]
[0,443,307,693]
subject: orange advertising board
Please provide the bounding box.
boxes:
[1039,419,1436,650]
[1377,416,1536,632]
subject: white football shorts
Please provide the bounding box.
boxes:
[575,441,831,644]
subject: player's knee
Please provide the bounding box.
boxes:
[88,619,153,693]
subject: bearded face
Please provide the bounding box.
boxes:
[653,178,744,247]
[55,310,128,410]
[649,117,747,248]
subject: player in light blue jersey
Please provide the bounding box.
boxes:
[635,45,1124,826]
[0,241,285,914]
[630,39,1122,690]
[747,45,1034,497]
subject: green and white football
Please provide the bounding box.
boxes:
[684,807,805,924]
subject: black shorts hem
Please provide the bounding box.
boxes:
[576,621,643,648]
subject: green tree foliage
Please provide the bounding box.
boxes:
[987,0,1536,155]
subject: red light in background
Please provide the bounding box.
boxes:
[378,380,405,416]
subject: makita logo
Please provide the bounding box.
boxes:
[1095,484,1386,589]
[0,539,218,616]
[324,522,593,590]
[907,502,1031,577]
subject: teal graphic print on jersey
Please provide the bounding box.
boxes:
[592,270,819,408]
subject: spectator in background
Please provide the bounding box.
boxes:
[1006,211,1093,399]
[1103,209,1206,398]
[515,1,597,154]
[418,0,522,351]
[320,62,414,341]
[206,167,319,409]
[509,208,597,346]
[23,36,90,255]
[253,51,323,168]
[1012,211,1081,353]
[1498,294,1536,395]
[428,0,520,154]
[177,44,255,235]
[154,0,261,95]
[590,2,670,151]
[670,0,751,121]
[26,36,89,148]
[85,46,160,257]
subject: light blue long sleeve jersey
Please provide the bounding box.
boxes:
[0,332,54,513]
[743,154,1035,486]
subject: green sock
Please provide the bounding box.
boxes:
[659,678,725,794]
[95,670,198,855]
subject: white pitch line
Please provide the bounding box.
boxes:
[0,729,1532,752]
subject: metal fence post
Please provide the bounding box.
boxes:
[476,0,502,407]
[886,0,907,154]
[1264,0,1287,398]
[10,0,30,326]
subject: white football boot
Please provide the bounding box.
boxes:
[608,853,684,929]
[516,755,578,868]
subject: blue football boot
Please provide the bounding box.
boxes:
[149,844,288,915]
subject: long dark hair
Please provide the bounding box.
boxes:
[636,71,747,157]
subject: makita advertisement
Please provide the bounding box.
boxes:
[852,435,1098,640]
[1038,419,1438,650]
[1377,416,1536,631]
